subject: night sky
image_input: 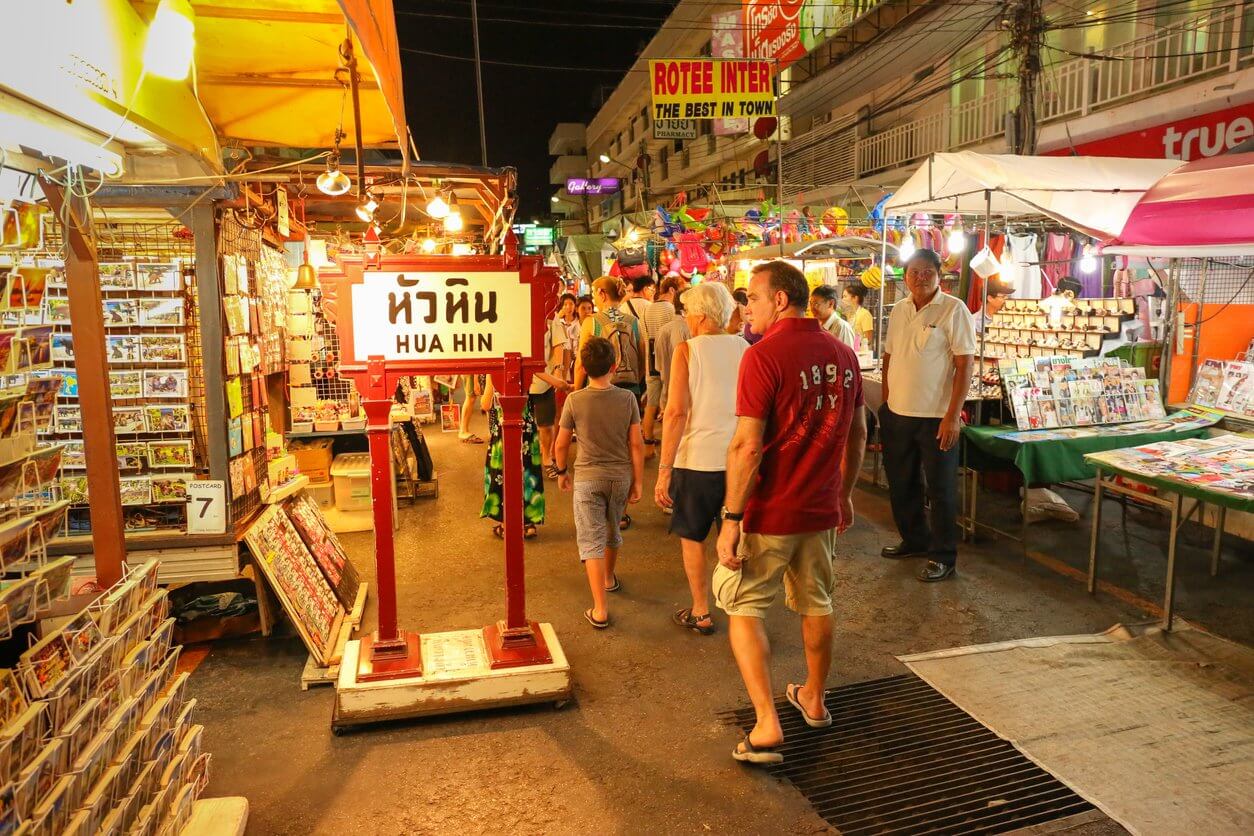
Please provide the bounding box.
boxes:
[395,0,676,220]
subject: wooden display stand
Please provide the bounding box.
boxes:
[328,240,571,730]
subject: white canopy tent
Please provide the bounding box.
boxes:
[884,152,1179,239]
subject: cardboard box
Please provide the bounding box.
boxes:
[330,453,372,512]
[307,481,334,510]
[291,438,334,483]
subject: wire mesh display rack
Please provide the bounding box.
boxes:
[35,217,205,537]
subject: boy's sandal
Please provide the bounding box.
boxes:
[604,574,622,593]
[584,608,610,629]
[619,514,632,531]
[491,524,504,539]
[523,523,538,539]
[673,608,714,635]
[732,735,784,765]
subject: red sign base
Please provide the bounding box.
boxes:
[484,620,553,670]
[356,631,423,682]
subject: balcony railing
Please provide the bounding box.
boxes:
[811,4,1250,182]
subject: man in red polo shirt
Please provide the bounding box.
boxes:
[715,260,866,766]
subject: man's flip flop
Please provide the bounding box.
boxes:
[732,734,784,765]
[583,609,609,629]
[604,575,622,593]
[786,683,832,728]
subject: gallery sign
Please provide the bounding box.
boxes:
[653,118,699,140]
[648,59,775,121]
[565,177,621,195]
[350,271,534,362]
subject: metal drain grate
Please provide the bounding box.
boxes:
[719,674,1094,835]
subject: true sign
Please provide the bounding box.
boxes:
[350,271,533,361]
[653,119,698,141]
[649,59,775,121]
[565,177,621,196]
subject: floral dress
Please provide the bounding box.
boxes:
[480,396,545,525]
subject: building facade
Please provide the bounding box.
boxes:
[564,0,1254,226]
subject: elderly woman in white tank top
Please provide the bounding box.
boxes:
[654,283,748,635]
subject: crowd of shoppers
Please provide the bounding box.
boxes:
[475,252,974,765]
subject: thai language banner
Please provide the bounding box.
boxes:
[648,59,775,121]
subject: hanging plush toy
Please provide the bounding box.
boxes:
[860,265,883,289]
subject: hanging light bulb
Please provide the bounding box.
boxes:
[143,0,196,80]
[947,225,966,253]
[317,150,351,196]
[599,153,611,164]
[354,194,379,223]
[1080,243,1098,273]
[426,189,450,219]
[421,237,438,253]
[444,209,465,234]
[898,234,916,263]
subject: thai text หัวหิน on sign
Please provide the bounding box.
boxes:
[648,59,775,121]
[351,272,533,361]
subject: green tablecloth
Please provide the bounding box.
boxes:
[1084,452,1254,513]
[962,424,1210,485]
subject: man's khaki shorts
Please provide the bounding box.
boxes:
[644,375,664,408]
[713,528,838,618]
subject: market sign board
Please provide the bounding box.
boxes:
[350,272,533,362]
[524,227,556,247]
[648,59,775,121]
[565,177,621,195]
[653,119,698,141]
[741,1,872,69]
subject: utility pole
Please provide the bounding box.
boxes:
[1009,0,1045,154]
[471,0,488,166]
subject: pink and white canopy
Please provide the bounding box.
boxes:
[1104,152,1254,257]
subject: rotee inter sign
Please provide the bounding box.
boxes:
[648,59,775,121]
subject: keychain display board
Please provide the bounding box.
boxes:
[241,503,346,666]
[9,216,207,537]
[981,296,1137,360]
[0,558,215,834]
[282,492,360,609]
[218,214,288,523]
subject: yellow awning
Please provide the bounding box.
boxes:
[176,0,408,157]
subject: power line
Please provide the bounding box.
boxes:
[399,46,632,73]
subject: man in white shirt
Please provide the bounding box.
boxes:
[639,276,684,453]
[809,285,857,348]
[879,249,976,582]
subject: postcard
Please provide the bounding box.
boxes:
[59,475,88,504]
[44,297,71,324]
[113,407,146,434]
[57,370,78,399]
[150,474,191,504]
[147,440,193,469]
[142,404,190,433]
[142,369,188,399]
[98,262,135,291]
[116,443,146,471]
[51,333,74,362]
[105,335,140,364]
[6,265,50,311]
[138,334,185,364]
[109,370,142,399]
[119,477,151,506]
[101,299,139,327]
[138,297,184,327]
[54,404,82,433]
[135,263,181,292]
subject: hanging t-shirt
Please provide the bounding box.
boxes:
[1003,233,1042,299]
[1042,233,1073,296]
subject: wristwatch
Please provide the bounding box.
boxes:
[720,506,744,522]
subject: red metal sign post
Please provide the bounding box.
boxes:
[333,235,559,679]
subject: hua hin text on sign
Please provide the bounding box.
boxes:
[351,272,533,361]
[648,59,775,121]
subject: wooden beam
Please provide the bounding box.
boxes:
[189,204,230,492]
[39,178,127,588]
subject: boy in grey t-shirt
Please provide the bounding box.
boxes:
[554,336,644,629]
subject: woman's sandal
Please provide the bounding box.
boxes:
[619,514,632,531]
[673,608,715,635]
[492,524,504,539]
[732,734,784,765]
[460,434,485,444]
[524,523,538,539]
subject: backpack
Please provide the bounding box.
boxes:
[593,311,642,386]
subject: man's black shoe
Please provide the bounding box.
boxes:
[918,561,956,582]
[881,543,928,559]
